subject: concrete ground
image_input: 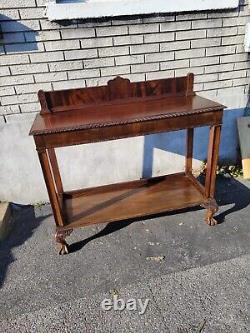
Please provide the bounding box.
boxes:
[0,176,250,332]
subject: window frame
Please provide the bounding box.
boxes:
[47,0,240,21]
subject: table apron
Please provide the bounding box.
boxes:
[34,110,223,150]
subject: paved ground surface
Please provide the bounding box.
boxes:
[0,176,250,332]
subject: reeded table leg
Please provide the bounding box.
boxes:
[185,128,194,175]
[204,125,221,226]
[38,149,64,226]
[47,148,64,196]
[37,148,71,254]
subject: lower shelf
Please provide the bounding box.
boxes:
[63,173,205,229]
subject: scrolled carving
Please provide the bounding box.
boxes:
[55,228,73,242]
[108,76,131,100]
[38,90,50,114]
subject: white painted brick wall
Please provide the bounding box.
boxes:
[19,102,40,113]
[145,32,175,44]
[0,105,20,115]
[206,45,236,56]
[34,72,67,83]
[25,30,61,41]
[114,35,144,45]
[61,28,95,39]
[29,51,64,63]
[11,63,49,75]
[82,37,113,48]
[192,18,223,29]
[176,29,207,40]
[0,86,15,97]
[96,25,128,37]
[3,32,25,43]
[0,0,249,123]
[44,40,80,51]
[1,1,36,9]
[146,70,174,80]
[1,19,40,32]
[68,69,100,80]
[129,23,159,34]
[0,115,6,125]
[19,8,45,19]
[131,63,160,74]
[207,26,238,37]
[0,67,10,76]
[52,79,86,90]
[0,9,20,20]
[84,57,115,68]
[101,65,130,76]
[49,61,83,72]
[1,93,38,106]
[15,83,52,94]
[175,48,205,59]
[0,74,34,86]
[160,21,192,31]
[160,41,191,52]
[99,46,129,57]
[191,38,221,48]
[0,54,29,65]
[115,55,144,66]
[65,49,98,60]
[190,56,220,67]
[161,59,189,71]
[205,63,234,73]
[145,52,174,63]
[130,43,159,54]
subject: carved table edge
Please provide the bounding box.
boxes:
[30,106,224,136]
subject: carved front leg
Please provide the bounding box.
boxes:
[201,199,219,226]
[55,228,73,255]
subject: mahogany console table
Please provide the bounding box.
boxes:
[30,74,225,255]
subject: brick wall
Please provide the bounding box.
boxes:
[0,0,249,125]
[1,1,250,204]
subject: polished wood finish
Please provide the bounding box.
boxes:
[30,95,222,136]
[205,125,222,199]
[63,173,204,229]
[37,150,64,227]
[30,74,225,254]
[38,75,195,115]
[47,148,63,195]
[33,109,222,150]
[185,128,194,175]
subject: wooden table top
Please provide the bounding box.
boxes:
[30,94,224,136]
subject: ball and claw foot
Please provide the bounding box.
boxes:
[202,199,219,226]
[205,212,218,226]
[58,241,69,255]
[55,228,73,255]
